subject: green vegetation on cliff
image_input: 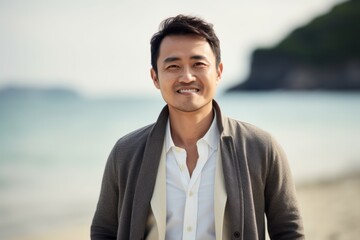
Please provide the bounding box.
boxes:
[228,0,360,91]
[257,0,360,64]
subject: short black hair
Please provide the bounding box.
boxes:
[150,15,221,73]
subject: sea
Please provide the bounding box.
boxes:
[1,91,360,238]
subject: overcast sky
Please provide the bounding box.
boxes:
[0,0,345,97]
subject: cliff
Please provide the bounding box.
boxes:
[227,0,360,91]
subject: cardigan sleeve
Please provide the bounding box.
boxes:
[91,146,119,240]
[264,136,305,240]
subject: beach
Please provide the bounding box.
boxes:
[297,172,360,240]
[14,172,360,240]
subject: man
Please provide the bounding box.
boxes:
[91,15,304,240]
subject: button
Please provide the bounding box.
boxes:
[187,226,192,232]
[233,231,241,238]
[189,191,194,197]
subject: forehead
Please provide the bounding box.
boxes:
[158,35,215,61]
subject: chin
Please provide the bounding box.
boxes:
[173,101,212,113]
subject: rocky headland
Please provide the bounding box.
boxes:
[228,0,360,91]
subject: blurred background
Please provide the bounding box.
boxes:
[1,0,359,239]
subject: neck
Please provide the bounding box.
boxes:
[169,104,214,148]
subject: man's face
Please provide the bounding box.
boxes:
[151,35,223,114]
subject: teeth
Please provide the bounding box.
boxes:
[178,89,198,93]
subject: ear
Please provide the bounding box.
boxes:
[150,68,160,89]
[216,62,223,84]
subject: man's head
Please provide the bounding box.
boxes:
[149,15,223,114]
[150,15,221,74]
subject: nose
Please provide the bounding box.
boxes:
[179,67,196,83]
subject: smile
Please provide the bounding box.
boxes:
[177,88,199,94]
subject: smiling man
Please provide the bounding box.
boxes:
[91,15,304,240]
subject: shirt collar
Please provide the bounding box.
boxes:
[165,111,219,152]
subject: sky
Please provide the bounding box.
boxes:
[0,0,346,97]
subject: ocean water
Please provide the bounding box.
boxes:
[1,92,360,238]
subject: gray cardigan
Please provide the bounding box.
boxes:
[91,101,304,239]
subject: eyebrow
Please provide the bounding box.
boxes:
[191,55,207,61]
[163,57,180,63]
[163,55,208,63]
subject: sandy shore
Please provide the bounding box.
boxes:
[14,172,360,240]
[296,172,360,240]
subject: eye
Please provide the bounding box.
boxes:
[193,62,207,68]
[166,64,180,70]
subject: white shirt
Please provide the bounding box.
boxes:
[164,114,219,240]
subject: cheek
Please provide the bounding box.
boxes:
[156,79,172,92]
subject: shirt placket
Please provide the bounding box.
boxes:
[181,140,209,240]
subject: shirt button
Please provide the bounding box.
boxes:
[189,191,194,197]
[187,226,192,232]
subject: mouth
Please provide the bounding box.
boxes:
[177,88,199,94]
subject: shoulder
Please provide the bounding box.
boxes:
[222,116,290,184]
[113,123,155,152]
[222,116,287,161]
[222,116,272,144]
[105,123,156,178]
